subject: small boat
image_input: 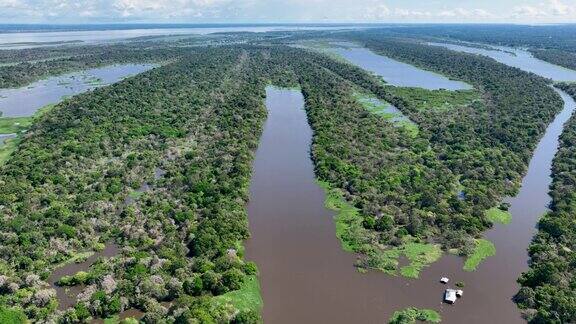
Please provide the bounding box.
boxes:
[440,277,449,284]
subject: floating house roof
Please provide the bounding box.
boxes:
[444,289,457,304]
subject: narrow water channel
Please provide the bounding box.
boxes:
[243,86,470,323]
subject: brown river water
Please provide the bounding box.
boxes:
[48,243,120,311]
[244,84,576,323]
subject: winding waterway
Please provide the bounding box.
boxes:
[246,42,576,322]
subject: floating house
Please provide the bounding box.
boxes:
[440,277,449,284]
[444,289,457,304]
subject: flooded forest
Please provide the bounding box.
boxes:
[0,25,575,324]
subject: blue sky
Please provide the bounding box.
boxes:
[0,0,574,23]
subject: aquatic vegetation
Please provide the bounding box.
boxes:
[385,86,481,112]
[0,137,20,164]
[388,307,441,324]
[463,239,496,271]
[354,92,419,136]
[0,117,32,133]
[0,104,55,165]
[485,207,512,225]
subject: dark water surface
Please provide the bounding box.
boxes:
[0,64,153,117]
[48,243,119,311]
[245,45,576,322]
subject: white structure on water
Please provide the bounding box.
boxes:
[440,277,449,284]
[444,289,457,304]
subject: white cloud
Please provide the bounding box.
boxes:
[511,0,575,19]
[439,8,494,18]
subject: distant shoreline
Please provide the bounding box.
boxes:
[0,23,366,34]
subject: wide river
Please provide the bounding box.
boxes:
[245,43,576,323]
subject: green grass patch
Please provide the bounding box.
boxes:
[0,104,57,165]
[0,306,28,324]
[463,239,496,271]
[212,275,262,314]
[0,137,20,165]
[0,117,32,133]
[485,207,512,225]
[387,86,480,112]
[128,190,144,199]
[319,180,442,278]
[399,243,443,278]
[389,307,441,324]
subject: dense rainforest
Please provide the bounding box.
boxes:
[0,46,274,322]
[515,83,576,323]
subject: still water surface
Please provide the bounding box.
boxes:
[48,243,120,311]
[0,64,153,117]
[330,43,471,90]
[246,42,576,322]
[0,133,15,145]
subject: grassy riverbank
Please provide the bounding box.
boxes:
[485,207,512,225]
[212,275,262,315]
